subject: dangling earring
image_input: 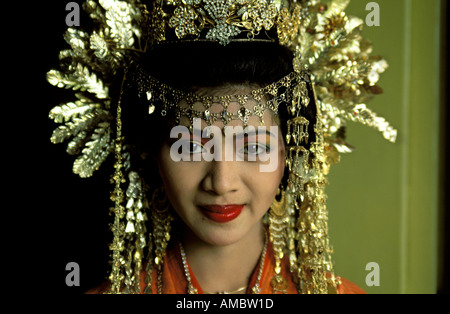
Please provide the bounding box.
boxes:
[109,68,128,294]
[148,185,173,294]
[123,171,147,294]
[268,187,289,294]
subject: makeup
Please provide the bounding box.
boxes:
[199,204,244,223]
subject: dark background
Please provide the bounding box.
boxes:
[17,1,111,294]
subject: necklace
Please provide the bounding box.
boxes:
[204,285,248,295]
[179,232,268,294]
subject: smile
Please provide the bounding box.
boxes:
[199,204,244,223]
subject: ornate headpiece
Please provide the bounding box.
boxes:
[48,0,396,294]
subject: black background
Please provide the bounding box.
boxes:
[16,1,111,294]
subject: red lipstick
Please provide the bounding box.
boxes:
[199,205,244,223]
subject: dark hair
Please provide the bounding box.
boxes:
[141,41,293,89]
[123,41,317,187]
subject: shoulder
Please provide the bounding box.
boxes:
[335,276,367,294]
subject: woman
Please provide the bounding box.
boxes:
[48,0,396,294]
[121,41,330,294]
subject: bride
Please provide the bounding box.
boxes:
[47,0,396,294]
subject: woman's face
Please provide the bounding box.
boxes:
[156,87,285,246]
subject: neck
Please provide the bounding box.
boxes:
[181,222,265,294]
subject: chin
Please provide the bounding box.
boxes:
[196,222,250,247]
[199,216,264,247]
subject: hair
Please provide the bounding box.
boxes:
[123,41,317,188]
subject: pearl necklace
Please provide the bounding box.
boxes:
[178,233,268,294]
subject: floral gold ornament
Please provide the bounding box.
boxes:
[48,0,396,294]
[269,188,289,293]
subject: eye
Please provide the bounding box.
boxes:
[180,141,204,154]
[241,143,270,156]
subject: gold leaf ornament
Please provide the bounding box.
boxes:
[73,122,113,178]
[47,64,109,100]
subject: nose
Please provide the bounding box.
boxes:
[201,160,241,196]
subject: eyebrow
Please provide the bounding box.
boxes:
[242,129,276,138]
[187,127,277,139]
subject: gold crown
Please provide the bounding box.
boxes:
[48,0,396,177]
[147,0,295,46]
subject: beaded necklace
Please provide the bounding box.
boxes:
[178,233,268,294]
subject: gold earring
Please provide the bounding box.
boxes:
[148,185,173,294]
[109,69,128,294]
[122,171,147,294]
[269,187,289,294]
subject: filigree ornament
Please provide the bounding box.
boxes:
[168,5,200,38]
[203,0,241,45]
[134,67,301,128]
[277,6,301,47]
[247,0,278,32]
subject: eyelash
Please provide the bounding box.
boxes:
[180,141,271,157]
[182,141,204,154]
[241,143,271,156]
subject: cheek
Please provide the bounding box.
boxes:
[247,173,281,221]
[251,149,285,213]
[157,146,196,209]
[273,136,286,184]
[270,142,286,197]
[278,137,286,182]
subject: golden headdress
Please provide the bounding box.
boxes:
[47,0,396,294]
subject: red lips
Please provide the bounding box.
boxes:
[199,205,244,223]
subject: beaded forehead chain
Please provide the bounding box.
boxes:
[133,67,306,128]
[48,0,396,294]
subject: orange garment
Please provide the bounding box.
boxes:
[87,240,365,294]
